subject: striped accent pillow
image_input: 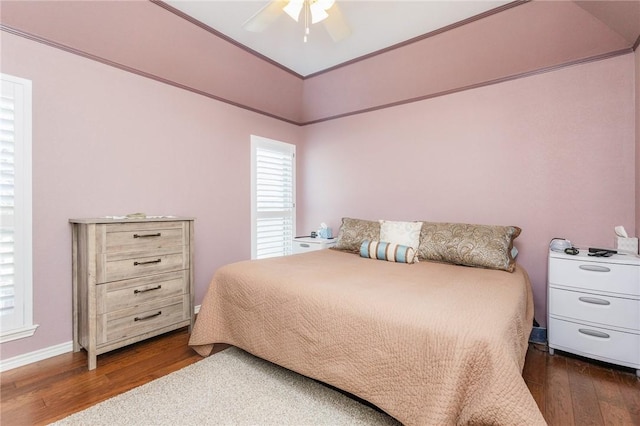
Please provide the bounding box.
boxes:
[359,240,417,264]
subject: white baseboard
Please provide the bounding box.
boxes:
[0,341,74,372]
[1,305,202,372]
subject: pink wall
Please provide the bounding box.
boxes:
[0,33,301,360]
[1,30,637,362]
[298,54,636,326]
[636,47,640,237]
[1,0,304,123]
[3,1,634,126]
[301,1,630,123]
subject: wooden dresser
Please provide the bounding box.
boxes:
[70,217,194,370]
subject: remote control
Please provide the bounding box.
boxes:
[588,247,617,254]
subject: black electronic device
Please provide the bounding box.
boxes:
[588,247,617,254]
[588,250,614,257]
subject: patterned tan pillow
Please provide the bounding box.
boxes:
[333,217,381,253]
[418,222,521,272]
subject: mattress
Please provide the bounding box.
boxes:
[189,249,545,425]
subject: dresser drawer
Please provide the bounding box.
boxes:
[100,248,188,282]
[548,318,640,368]
[103,221,187,253]
[97,294,190,345]
[97,270,188,314]
[548,288,639,332]
[548,257,640,296]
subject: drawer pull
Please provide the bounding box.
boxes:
[579,265,611,273]
[134,285,162,294]
[134,259,162,266]
[133,233,162,238]
[300,243,310,248]
[134,311,162,322]
[578,328,610,339]
[578,296,610,306]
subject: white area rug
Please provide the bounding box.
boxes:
[53,347,400,425]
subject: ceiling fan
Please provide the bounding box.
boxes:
[243,0,351,43]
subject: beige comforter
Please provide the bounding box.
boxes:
[189,249,546,425]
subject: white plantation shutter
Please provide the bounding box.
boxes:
[0,74,35,342]
[251,136,295,259]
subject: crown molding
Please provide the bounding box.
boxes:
[151,0,530,81]
[300,48,633,125]
[150,0,305,80]
[0,25,300,125]
[304,0,530,79]
[1,24,633,127]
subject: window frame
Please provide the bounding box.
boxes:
[0,73,37,343]
[250,135,296,260]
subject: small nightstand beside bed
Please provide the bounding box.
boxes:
[189,219,546,425]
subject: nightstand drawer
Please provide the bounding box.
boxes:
[548,287,639,332]
[549,257,640,296]
[548,318,640,368]
[104,221,187,253]
[98,294,190,344]
[293,237,336,254]
[97,270,188,314]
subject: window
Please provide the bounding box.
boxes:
[251,136,296,259]
[0,73,36,342]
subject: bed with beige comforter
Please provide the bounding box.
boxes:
[189,249,545,425]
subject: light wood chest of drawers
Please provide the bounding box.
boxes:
[70,217,194,370]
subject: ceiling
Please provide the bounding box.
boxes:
[2,0,638,123]
[164,0,513,76]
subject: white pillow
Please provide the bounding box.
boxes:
[379,220,422,250]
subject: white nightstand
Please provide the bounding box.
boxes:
[292,237,336,254]
[547,249,640,376]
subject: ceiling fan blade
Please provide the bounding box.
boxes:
[322,3,351,42]
[243,0,286,33]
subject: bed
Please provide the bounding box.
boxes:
[189,220,546,425]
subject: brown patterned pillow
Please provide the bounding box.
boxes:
[333,217,381,253]
[418,222,521,272]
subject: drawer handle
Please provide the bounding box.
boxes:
[134,285,162,294]
[300,243,310,248]
[134,311,162,322]
[578,296,610,306]
[134,259,162,266]
[578,328,610,339]
[579,265,611,272]
[133,233,162,238]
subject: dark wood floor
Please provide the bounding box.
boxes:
[523,343,640,425]
[1,329,639,425]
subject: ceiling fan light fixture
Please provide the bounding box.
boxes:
[283,0,304,22]
[317,0,335,10]
[309,2,329,24]
[280,0,346,43]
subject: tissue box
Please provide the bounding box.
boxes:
[318,227,332,239]
[616,237,639,254]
